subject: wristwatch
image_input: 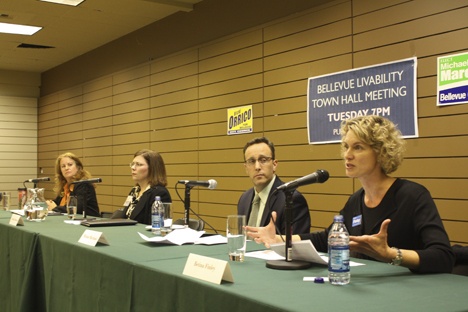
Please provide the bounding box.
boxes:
[390,247,403,266]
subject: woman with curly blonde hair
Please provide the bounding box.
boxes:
[247,115,454,274]
[46,152,100,217]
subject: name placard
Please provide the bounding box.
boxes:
[183,253,234,285]
[78,229,109,246]
[9,214,24,226]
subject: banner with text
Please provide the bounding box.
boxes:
[227,105,253,135]
[437,51,468,106]
[307,57,418,144]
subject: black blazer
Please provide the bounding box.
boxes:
[53,182,100,217]
[237,176,311,234]
[122,185,172,225]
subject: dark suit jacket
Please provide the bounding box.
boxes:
[237,176,311,234]
[122,185,172,225]
[52,182,100,217]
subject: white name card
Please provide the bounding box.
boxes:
[9,214,24,226]
[78,229,109,246]
[183,253,234,285]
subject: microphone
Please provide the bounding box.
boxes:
[276,169,329,191]
[177,179,217,190]
[24,177,50,183]
[70,178,102,184]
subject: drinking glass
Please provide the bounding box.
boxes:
[67,195,78,220]
[161,202,173,236]
[226,215,246,262]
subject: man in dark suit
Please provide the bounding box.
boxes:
[237,137,311,234]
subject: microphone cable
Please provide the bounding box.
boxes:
[174,182,219,234]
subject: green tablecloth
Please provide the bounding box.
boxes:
[1,211,467,312]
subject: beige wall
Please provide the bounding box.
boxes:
[0,70,40,208]
[38,0,468,244]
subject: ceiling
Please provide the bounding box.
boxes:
[0,0,203,73]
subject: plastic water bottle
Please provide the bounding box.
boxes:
[328,215,350,285]
[151,196,164,235]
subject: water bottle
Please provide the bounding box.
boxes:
[151,196,164,235]
[328,215,350,285]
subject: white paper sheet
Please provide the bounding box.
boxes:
[245,249,285,261]
[271,240,365,266]
[138,228,205,246]
[271,240,328,265]
[194,235,227,245]
[9,209,25,216]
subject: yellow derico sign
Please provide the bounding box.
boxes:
[227,105,253,135]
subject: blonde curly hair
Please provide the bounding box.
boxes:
[340,115,406,174]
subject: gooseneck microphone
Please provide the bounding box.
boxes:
[24,177,50,183]
[276,169,329,192]
[71,178,102,184]
[177,179,217,190]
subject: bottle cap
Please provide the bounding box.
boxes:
[333,215,344,222]
[314,277,324,284]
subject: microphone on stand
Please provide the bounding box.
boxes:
[70,178,102,184]
[177,179,217,190]
[267,170,329,271]
[177,179,217,227]
[276,170,329,191]
[24,177,50,183]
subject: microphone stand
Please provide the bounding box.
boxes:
[266,189,312,270]
[183,185,192,228]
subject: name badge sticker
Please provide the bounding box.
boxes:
[352,215,362,227]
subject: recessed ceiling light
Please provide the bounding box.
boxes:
[0,22,42,35]
[39,0,85,6]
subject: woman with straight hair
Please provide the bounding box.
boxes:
[115,149,172,225]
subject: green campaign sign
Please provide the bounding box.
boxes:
[437,52,468,106]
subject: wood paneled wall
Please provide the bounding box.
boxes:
[0,71,40,203]
[38,0,468,244]
[0,96,38,204]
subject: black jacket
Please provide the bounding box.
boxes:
[53,182,100,217]
[122,185,172,225]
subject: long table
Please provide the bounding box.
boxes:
[1,210,467,312]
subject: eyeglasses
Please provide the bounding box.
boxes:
[245,157,273,167]
[129,162,146,168]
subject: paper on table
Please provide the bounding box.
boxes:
[272,240,365,266]
[138,228,205,246]
[64,220,81,225]
[9,210,25,216]
[194,235,227,245]
[245,249,285,261]
[271,240,328,265]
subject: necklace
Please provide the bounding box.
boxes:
[126,185,150,218]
